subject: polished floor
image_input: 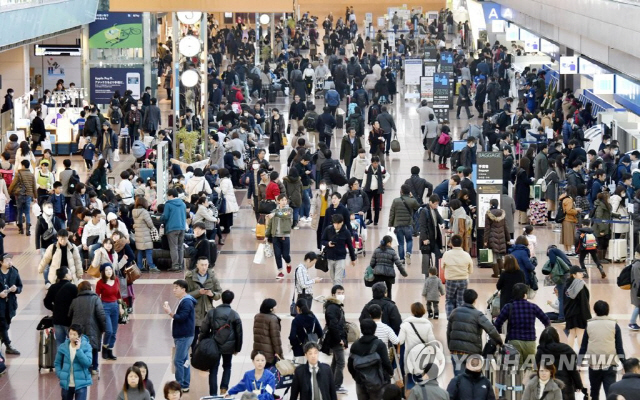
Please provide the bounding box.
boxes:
[1,69,639,400]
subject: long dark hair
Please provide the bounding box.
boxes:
[19,141,30,157]
[123,366,145,392]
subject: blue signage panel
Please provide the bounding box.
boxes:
[90,68,144,104]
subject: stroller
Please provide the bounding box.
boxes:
[350,214,367,256]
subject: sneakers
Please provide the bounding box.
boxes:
[276,272,285,280]
[168,267,182,272]
[220,389,228,395]
[565,252,577,257]
[286,264,292,274]
[406,253,412,265]
[433,313,439,320]
[629,323,640,331]
[427,311,434,319]
[5,344,20,355]
[45,282,51,289]
[182,388,190,393]
[293,226,300,230]
[149,267,161,273]
[336,386,349,394]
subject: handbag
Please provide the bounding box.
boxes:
[87,264,101,279]
[125,263,142,285]
[191,338,220,371]
[275,358,296,376]
[263,242,274,258]
[150,227,160,242]
[118,274,129,298]
[118,300,129,324]
[364,265,375,286]
[315,251,328,272]
[42,226,57,242]
[258,200,277,214]
[390,133,401,152]
[479,248,494,264]
[254,244,266,264]
[215,196,227,214]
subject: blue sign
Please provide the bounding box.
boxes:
[440,51,454,73]
[90,68,144,104]
[434,73,450,90]
[482,3,502,21]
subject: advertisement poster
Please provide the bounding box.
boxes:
[423,45,437,63]
[424,64,436,77]
[89,12,143,49]
[433,73,452,123]
[404,58,423,85]
[420,76,433,103]
[90,68,144,104]
[440,51,454,73]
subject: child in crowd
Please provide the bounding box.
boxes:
[422,267,445,319]
[82,140,96,170]
[524,225,537,256]
[545,286,560,321]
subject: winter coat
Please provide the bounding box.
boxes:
[592,199,612,238]
[388,195,419,227]
[44,279,78,327]
[562,196,579,223]
[267,206,293,237]
[283,175,303,208]
[162,198,187,233]
[610,194,629,234]
[496,270,526,308]
[500,194,517,234]
[360,288,402,334]
[38,243,83,284]
[340,189,369,215]
[193,204,217,231]
[54,335,94,390]
[322,297,347,352]
[522,376,564,400]
[457,84,471,106]
[398,316,436,371]
[219,177,239,213]
[563,277,591,328]
[8,168,37,198]
[432,133,453,158]
[447,371,496,400]
[68,290,107,349]
[340,135,361,166]
[310,190,330,231]
[185,268,222,326]
[0,266,22,320]
[447,304,502,354]
[630,260,640,308]
[405,175,433,203]
[609,373,640,400]
[289,312,324,357]
[370,246,407,284]
[508,244,535,285]
[348,335,393,385]
[362,164,388,194]
[143,105,161,131]
[185,176,212,198]
[199,303,243,354]
[535,342,583,397]
[483,209,510,255]
[4,141,18,164]
[515,168,531,211]
[534,152,549,182]
[132,208,155,251]
[252,312,283,364]
[171,295,197,338]
[544,170,560,204]
[91,247,126,272]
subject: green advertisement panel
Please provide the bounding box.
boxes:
[89,12,142,49]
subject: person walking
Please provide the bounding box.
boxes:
[95,263,122,361]
[294,252,321,310]
[398,302,437,387]
[515,158,532,224]
[362,156,388,225]
[456,80,474,120]
[483,198,510,277]
[185,256,222,353]
[496,255,526,309]
[267,194,294,280]
[310,182,331,250]
[289,298,324,363]
[116,366,152,400]
[54,324,94,400]
[360,282,403,334]
[608,358,640,399]
[442,235,473,317]
[375,106,397,155]
[347,319,393,400]
[8,159,37,235]
[162,189,187,272]
[536,326,584,400]
[291,342,338,400]
[44,267,78,348]
[369,236,408,300]
[321,214,356,286]
[560,186,580,255]
[0,253,22,356]
[388,184,420,265]
[162,279,197,392]
[252,298,283,368]
[564,266,591,349]
[629,244,640,330]
[68,281,106,377]
[321,285,349,395]
[418,194,445,276]
[199,290,243,396]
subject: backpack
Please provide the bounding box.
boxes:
[450,151,462,170]
[348,115,362,134]
[497,112,510,129]
[328,161,348,186]
[355,90,368,108]
[110,108,121,125]
[617,263,633,290]
[67,172,80,196]
[437,133,451,145]
[369,105,381,123]
[303,114,317,130]
[580,232,597,251]
[412,206,427,236]
[555,201,566,223]
[537,169,553,193]
[350,344,385,390]
[213,309,236,354]
[302,321,319,345]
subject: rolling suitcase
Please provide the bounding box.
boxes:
[120,135,131,154]
[268,88,277,103]
[336,114,344,129]
[494,343,524,400]
[606,238,627,262]
[38,328,57,372]
[4,199,16,223]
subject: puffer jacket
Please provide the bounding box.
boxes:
[283,175,303,208]
[322,297,347,352]
[398,316,436,373]
[360,284,403,334]
[389,195,420,227]
[592,199,612,238]
[55,335,93,390]
[508,244,535,285]
[289,312,324,357]
[199,304,243,354]
[192,204,218,231]
[610,194,629,234]
[4,140,18,164]
[252,312,283,364]
[370,246,407,283]
[447,371,496,400]
[447,304,502,355]
[350,156,369,180]
[91,247,127,272]
[522,376,564,400]
[483,209,509,255]
[266,206,293,237]
[68,290,107,349]
[340,189,369,214]
[185,268,222,326]
[132,207,155,250]
[38,242,83,284]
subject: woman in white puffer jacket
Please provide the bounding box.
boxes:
[397,302,437,386]
[610,186,630,236]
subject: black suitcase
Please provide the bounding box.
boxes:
[336,114,344,129]
[120,135,131,154]
[38,328,57,372]
[268,88,277,103]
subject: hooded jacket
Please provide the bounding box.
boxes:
[185,268,222,326]
[340,189,370,215]
[162,198,187,233]
[483,209,510,255]
[521,376,564,400]
[0,266,22,320]
[508,244,535,285]
[38,242,83,284]
[54,335,94,390]
[283,175,303,208]
[347,335,393,385]
[447,370,495,400]
[68,290,107,349]
[535,341,583,395]
[360,284,402,334]
[44,279,78,326]
[171,294,197,339]
[322,297,347,352]
[253,312,283,363]
[200,304,243,355]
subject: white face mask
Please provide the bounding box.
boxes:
[336,294,345,302]
[43,206,53,216]
[319,184,327,191]
[252,163,260,170]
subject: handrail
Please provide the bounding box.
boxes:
[578,89,626,117]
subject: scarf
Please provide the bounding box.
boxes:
[566,278,585,299]
[113,238,127,253]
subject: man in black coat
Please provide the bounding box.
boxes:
[419,194,444,276]
[502,145,514,190]
[359,282,402,334]
[187,223,211,270]
[347,319,393,398]
[609,358,640,399]
[404,166,433,204]
[291,342,338,400]
[321,285,348,394]
[43,267,78,347]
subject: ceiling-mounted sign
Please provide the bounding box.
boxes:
[482,3,502,21]
[559,56,579,74]
[593,74,615,95]
[505,23,519,41]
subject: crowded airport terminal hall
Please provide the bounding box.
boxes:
[0,0,640,399]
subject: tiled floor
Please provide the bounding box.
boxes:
[1,63,638,400]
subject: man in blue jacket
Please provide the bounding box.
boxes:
[162,189,187,272]
[589,169,606,207]
[163,279,197,392]
[325,89,341,116]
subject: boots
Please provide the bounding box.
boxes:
[25,223,31,236]
[101,345,108,359]
[598,265,607,279]
[491,263,500,278]
[17,223,23,235]
[106,348,117,361]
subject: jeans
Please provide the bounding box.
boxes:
[54,324,69,348]
[556,283,566,320]
[589,366,617,400]
[383,132,391,153]
[631,306,640,324]
[328,259,346,285]
[209,353,233,395]
[102,301,119,348]
[292,207,300,227]
[16,195,32,226]
[40,248,50,284]
[61,387,87,400]
[88,243,101,265]
[330,345,345,388]
[167,230,185,269]
[394,225,413,261]
[272,237,291,270]
[302,188,311,217]
[137,248,156,269]
[174,336,194,389]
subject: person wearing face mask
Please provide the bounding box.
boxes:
[127,103,142,142]
[35,201,65,287]
[1,89,13,113]
[320,285,348,394]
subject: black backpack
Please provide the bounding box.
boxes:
[213,309,236,354]
[303,114,317,130]
[110,108,121,125]
[355,90,368,108]
[328,161,348,186]
[450,150,462,170]
[67,172,80,196]
[350,343,385,390]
